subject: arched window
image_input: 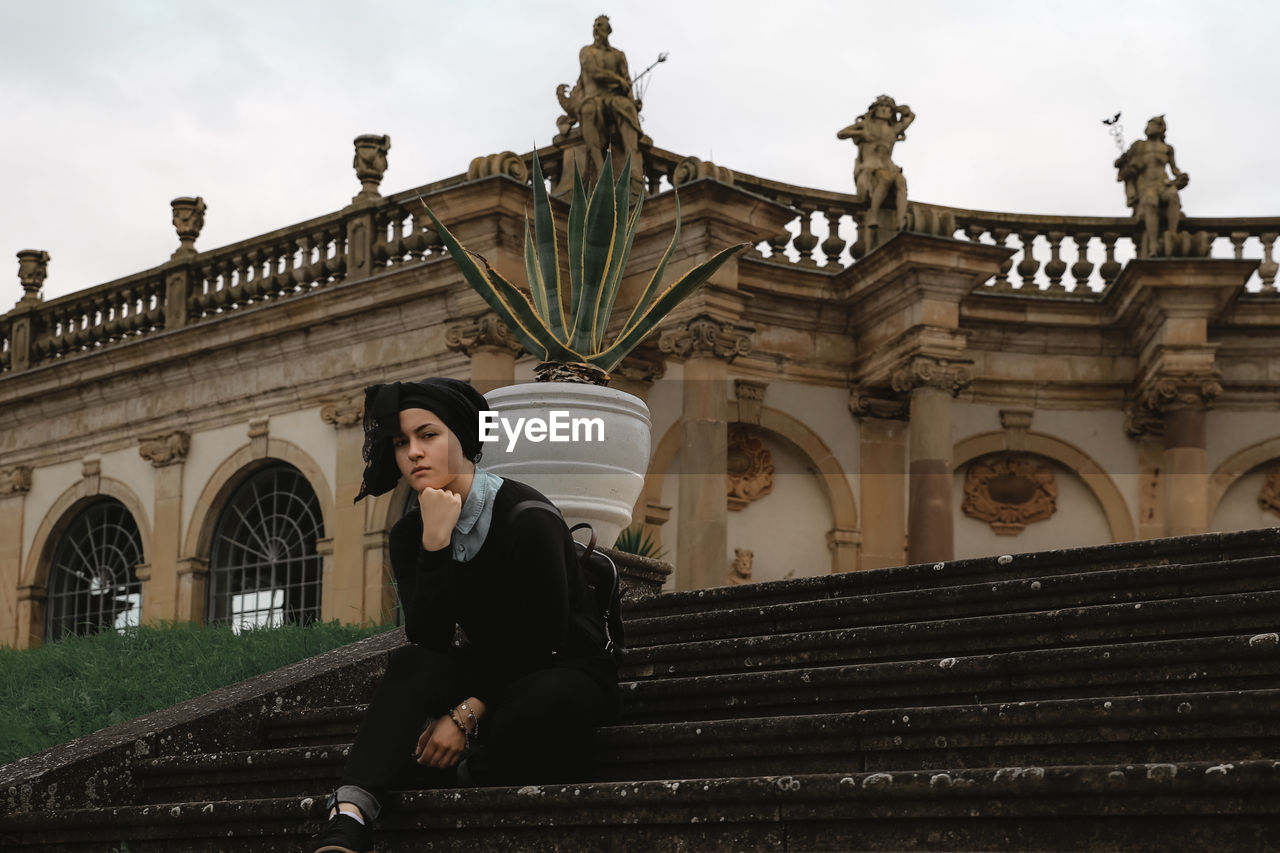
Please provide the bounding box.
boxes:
[207,463,324,631]
[45,498,144,641]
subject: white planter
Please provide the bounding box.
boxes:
[482,382,651,546]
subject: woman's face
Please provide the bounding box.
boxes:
[393,408,470,493]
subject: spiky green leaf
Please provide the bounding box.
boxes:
[565,162,588,341]
[570,153,619,353]
[620,190,684,335]
[529,152,566,341]
[591,241,750,373]
[421,202,581,363]
[593,156,638,350]
[523,217,549,321]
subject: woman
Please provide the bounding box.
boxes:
[310,377,620,853]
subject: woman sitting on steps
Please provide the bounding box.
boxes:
[309,377,621,853]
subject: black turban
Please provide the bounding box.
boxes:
[354,377,490,503]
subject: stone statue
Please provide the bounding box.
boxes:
[727,548,753,585]
[838,95,915,249]
[556,15,644,191]
[1115,116,1189,258]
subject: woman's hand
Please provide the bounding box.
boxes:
[419,486,463,551]
[414,714,465,768]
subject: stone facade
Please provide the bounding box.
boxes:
[2,125,1278,649]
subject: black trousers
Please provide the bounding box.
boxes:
[338,644,613,812]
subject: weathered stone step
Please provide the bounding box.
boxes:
[622,589,1280,678]
[135,690,1280,802]
[621,632,1280,722]
[622,529,1280,622]
[624,556,1280,645]
[9,760,1280,851]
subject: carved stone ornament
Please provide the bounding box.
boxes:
[16,250,50,300]
[138,431,191,467]
[320,395,365,429]
[1259,466,1280,518]
[1114,115,1208,259]
[890,357,973,396]
[659,316,752,362]
[466,152,529,183]
[727,426,775,511]
[170,197,206,258]
[672,157,735,187]
[353,134,391,201]
[735,379,767,425]
[615,351,667,385]
[1126,371,1222,436]
[0,465,33,495]
[849,389,909,420]
[445,314,525,358]
[727,548,753,585]
[962,454,1059,536]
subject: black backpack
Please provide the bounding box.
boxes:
[511,501,625,664]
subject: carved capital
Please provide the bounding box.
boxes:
[890,357,972,396]
[849,388,909,420]
[320,394,365,429]
[138,431,191,467]
[727,426,775,511]
[1127,370,1222,434]
[659,316,752,362]
[445,314,525,358]
[615,351,667,386]
[961,454,1058,535]
[0,465,32,495]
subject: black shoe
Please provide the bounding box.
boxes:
[310,812,373,853]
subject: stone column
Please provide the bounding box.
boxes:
[892,357,971,565]
[0,466,32,648]
[319,394,373,624]
[1132,374,1219,537]
[850,391,909,570]
[174,557,208,624]
[659,316,751,590]
[138,431,190,625]
[444,314,525,395]
[613,350,668,538]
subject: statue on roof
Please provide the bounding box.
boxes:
[553,15,647,195]
[1115,115,1190,258]
[838,95,915,252]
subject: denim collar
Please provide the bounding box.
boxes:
[449,467,502,563]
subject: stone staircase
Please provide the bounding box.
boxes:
[5,529,1280,851]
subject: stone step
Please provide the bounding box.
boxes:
[9,760,1280,851]
[621,632,1280,722]
[622,589,1280,678]
[134,690,1280,803]
[624,555,1280,646]
[621,529,1280,622]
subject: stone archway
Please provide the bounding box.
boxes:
[1208,436,1280,521]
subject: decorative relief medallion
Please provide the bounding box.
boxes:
[138,431,191,467]
[961,454,1058,535]
[1259,466,1280,518]
[727,426,775,511]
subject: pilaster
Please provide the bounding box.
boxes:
[319,393,374,624]
[0,465,32,647]
[138,431,190,625]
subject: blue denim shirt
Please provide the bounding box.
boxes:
[449,467,503,563]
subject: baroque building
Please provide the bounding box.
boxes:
[2,83,1278,650]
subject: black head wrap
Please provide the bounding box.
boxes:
[353,377,490,503]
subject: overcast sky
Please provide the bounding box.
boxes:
[2,0,1276,307]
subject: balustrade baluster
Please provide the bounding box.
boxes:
[1229,232,1248,260]
[821,208,846,267]
[966,225,985,243]
[793,206,819,267]
[1099,233,1121,286]
[1070,232,1095,292]
[1015,231,1040,290]
[989,228,1012,291]
[1044,231,1067,292]
[1260,232,1278,293]
[767,210,792,262]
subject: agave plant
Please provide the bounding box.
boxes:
[612,522,667,560]
[420,151,747,381]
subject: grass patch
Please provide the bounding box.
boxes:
[0,621,391,766]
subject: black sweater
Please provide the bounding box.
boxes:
[389,478,618,706]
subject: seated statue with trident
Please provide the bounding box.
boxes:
[838,95,915,252]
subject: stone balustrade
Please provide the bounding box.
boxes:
[2,142,1276,377]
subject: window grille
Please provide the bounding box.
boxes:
[207,464,324,632]
[45,498,144,641]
